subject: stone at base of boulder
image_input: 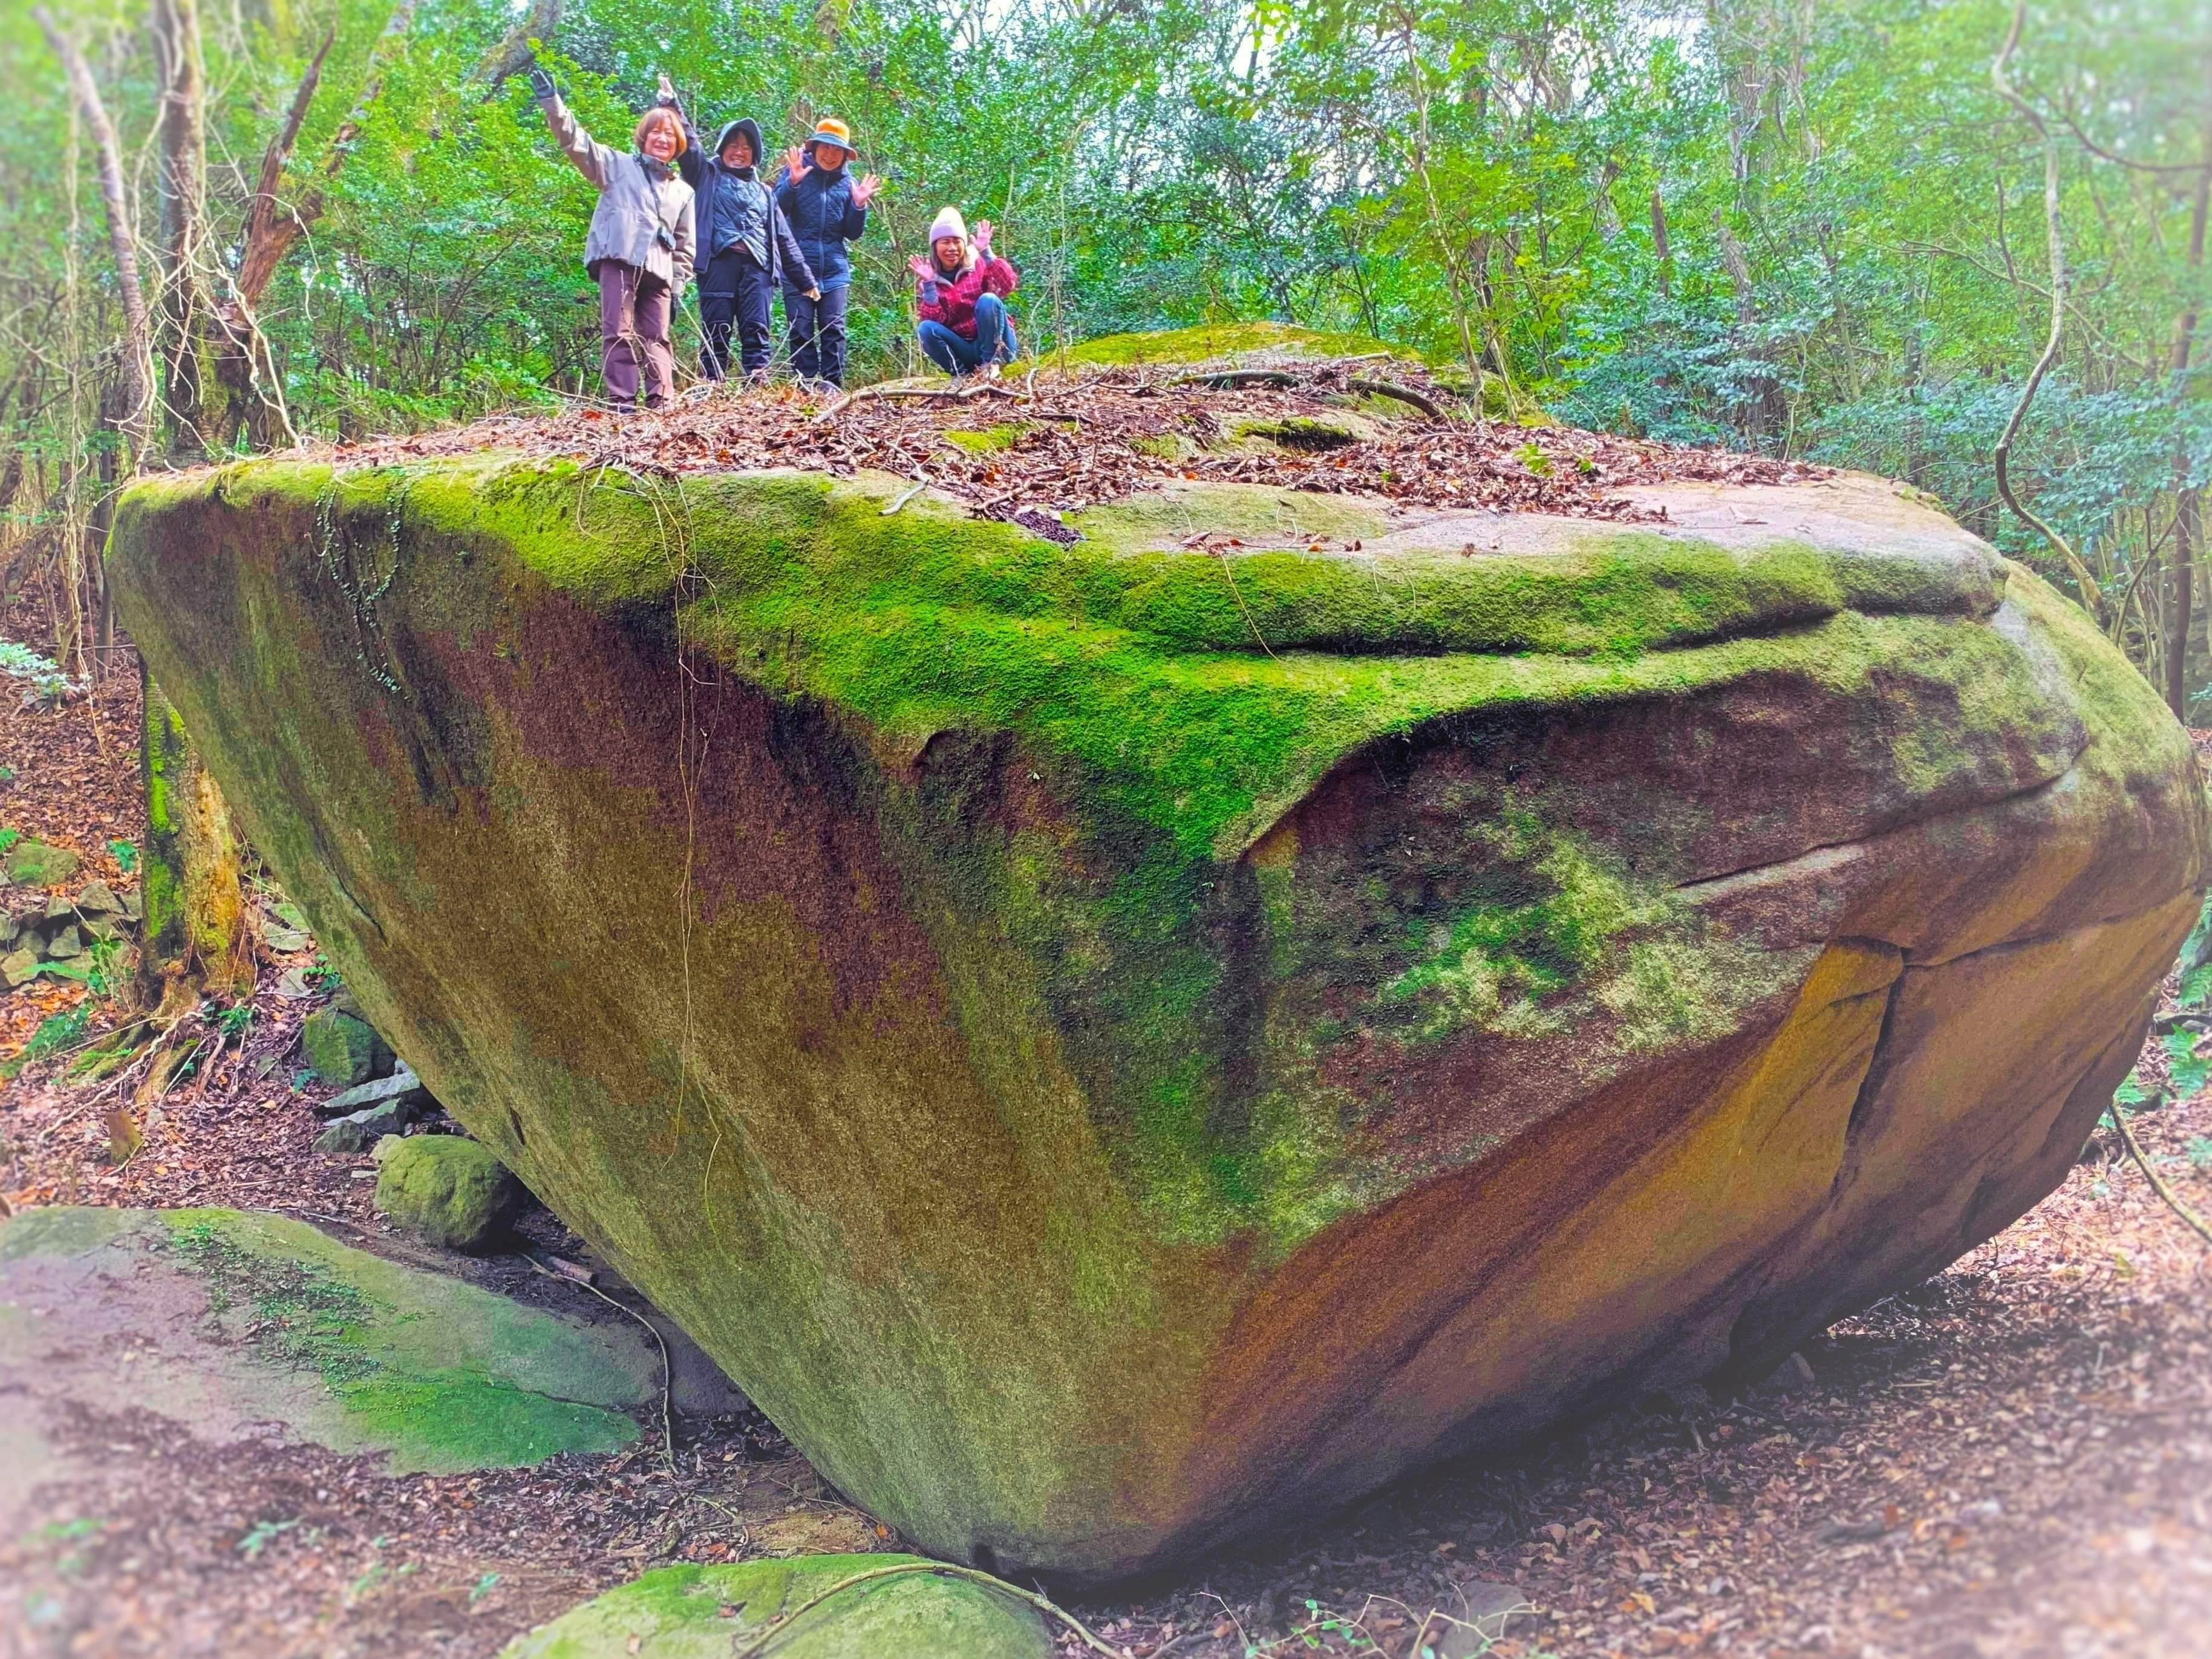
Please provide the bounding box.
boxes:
[1759,1352,1819,1396]
[315,1065,432,1120]
[302,1007,393,1086]
[497,1556,1051,1659]
[376,1136,524,1251]
[316,1098,419,1155]
[1,947,36,988]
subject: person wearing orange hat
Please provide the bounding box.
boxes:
[774,117,880,387]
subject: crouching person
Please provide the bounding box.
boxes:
[667,103,820,381]
[530,67,694,411]
[911,209,1018,377]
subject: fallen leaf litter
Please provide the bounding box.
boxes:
[285,359,1824,527]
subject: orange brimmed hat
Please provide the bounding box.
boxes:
[807,117,853,152]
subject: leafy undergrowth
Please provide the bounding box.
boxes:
[2,628,2207,1658]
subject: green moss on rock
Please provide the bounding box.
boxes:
[302,1007,393,1085]
[376,1137,524,1251]
[3,838,80,888]
[500,1556,1051,1659]
[1065,321,1413,368]
[2,1207,648,1473]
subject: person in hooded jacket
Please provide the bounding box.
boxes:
[911,207,1019,377]
[773,118,880,388]
[659,94,821,382]
[529,67,695,411]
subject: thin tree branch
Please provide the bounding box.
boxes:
[2108,1107,2212,1249]
[1989,2,2104,621]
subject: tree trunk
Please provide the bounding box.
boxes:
[151,0,252,456]
[141,668,252,999]
[34,7,152,463]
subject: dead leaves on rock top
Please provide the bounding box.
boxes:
[301,360,1822,529]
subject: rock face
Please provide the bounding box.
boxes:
[109,409,2207,1581]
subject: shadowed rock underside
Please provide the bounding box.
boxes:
[108,448,2207,1584]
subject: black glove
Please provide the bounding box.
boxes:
[527,66,557,102]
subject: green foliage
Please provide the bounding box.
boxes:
[2187,1136,2212,1170]
[107,839,138,874]
[0,641,74,707]
[2,1005,93,1079]
[235,1519,299,1560]
[2165,1029,2211,1101]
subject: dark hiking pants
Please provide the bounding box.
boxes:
[699,249,775,380]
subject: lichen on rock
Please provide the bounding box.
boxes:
[106,373,2208,1584]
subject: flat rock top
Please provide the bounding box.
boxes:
[0,1205,656,1534]
[270,354,1824,529]
[1082,472,1987,564]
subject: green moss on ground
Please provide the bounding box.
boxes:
[1063,321,1413,368]
[500,1556,1051,1659]
[941,424,1030,454]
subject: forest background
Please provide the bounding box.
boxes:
[0,0,2207,711]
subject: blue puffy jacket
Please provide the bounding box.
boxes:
[774,160,869,292]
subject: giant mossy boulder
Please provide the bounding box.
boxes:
[108,425,2207,1582]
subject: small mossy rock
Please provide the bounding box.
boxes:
[1,946,37,988]
[2,838,79,888]
[376,1136,524,1251]
[0,911,18,947]
[498,1556,1051,1659]
[302,1006,393,1086]
[0,1206,654,1477]
[42,924,83,960]
[109,382,2209,1582]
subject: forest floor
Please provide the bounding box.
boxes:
[2,637,2209,1659]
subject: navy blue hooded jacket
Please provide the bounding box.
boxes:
[671,114,818,293]
[774,148,869,292]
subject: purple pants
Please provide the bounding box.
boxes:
[595,261,674,407]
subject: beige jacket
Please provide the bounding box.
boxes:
[538,95,696,287]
